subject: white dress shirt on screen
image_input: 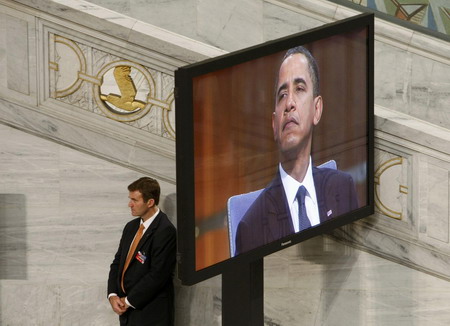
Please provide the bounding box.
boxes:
[279,157,320,232]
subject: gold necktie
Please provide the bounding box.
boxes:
[121,223,145,293]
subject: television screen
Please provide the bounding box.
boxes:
[175,13,374,285]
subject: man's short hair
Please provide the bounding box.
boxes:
[281,46,320,98]
[128,177,160,205]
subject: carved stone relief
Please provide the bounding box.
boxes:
[366,145,415,236]
[48,34,175,140]
[374,150,409,221]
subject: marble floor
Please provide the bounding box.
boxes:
[1,122,450,325]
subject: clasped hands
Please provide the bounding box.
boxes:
[109,296,130,315]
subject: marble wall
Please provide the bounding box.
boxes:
[3,121,450,326]
[0,123,145,325]
[3,123,450,326]
[0,0,227,185]
[0,0,449,325]
[82,0,450,128]
[332,105,450,279]
[0,123,200,325]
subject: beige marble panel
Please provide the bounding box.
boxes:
[0,13,28,94]
[263,1,324,40]
[0,4,37,107]
[375,42,450,129]
[423,159,450,244]
[197,0,264,51]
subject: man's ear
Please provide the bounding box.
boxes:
[146,198,155,208]
[313,95,323,126]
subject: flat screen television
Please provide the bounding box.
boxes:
[175,13,374,285]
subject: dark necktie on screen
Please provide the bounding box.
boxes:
[121,223,145,293]
[296,185,311,231]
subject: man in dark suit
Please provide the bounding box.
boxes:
[235,46,358,255]
[108,177,176,326]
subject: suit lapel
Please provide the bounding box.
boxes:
[135,213,160,252]
[313,167,328,223]
[264,171,294,241]
[119,218,141,272]
[127,212,162,268]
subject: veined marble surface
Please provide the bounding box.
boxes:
[4,0,449,131]
[0,0,449,325]
[264,237,450,326]
[2,122,450,325]
[0,123,176,325]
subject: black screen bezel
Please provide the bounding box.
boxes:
[175,13,374,285]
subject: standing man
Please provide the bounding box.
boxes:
[235,46,358,255]
[108,177,176,326]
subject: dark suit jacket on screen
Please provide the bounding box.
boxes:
[108,211,176,326]
[235,167,358,255]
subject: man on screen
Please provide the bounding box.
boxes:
[235,46,358,255]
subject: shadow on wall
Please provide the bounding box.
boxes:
[0,194,27,279]
[162,193,177,228]
[296,235,360,324]
[0,194,27,321]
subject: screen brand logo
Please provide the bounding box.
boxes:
[281,240,292,247]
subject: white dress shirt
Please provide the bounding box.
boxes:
[279,157,320,232]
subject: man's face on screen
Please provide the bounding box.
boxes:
[272,53,322,157]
